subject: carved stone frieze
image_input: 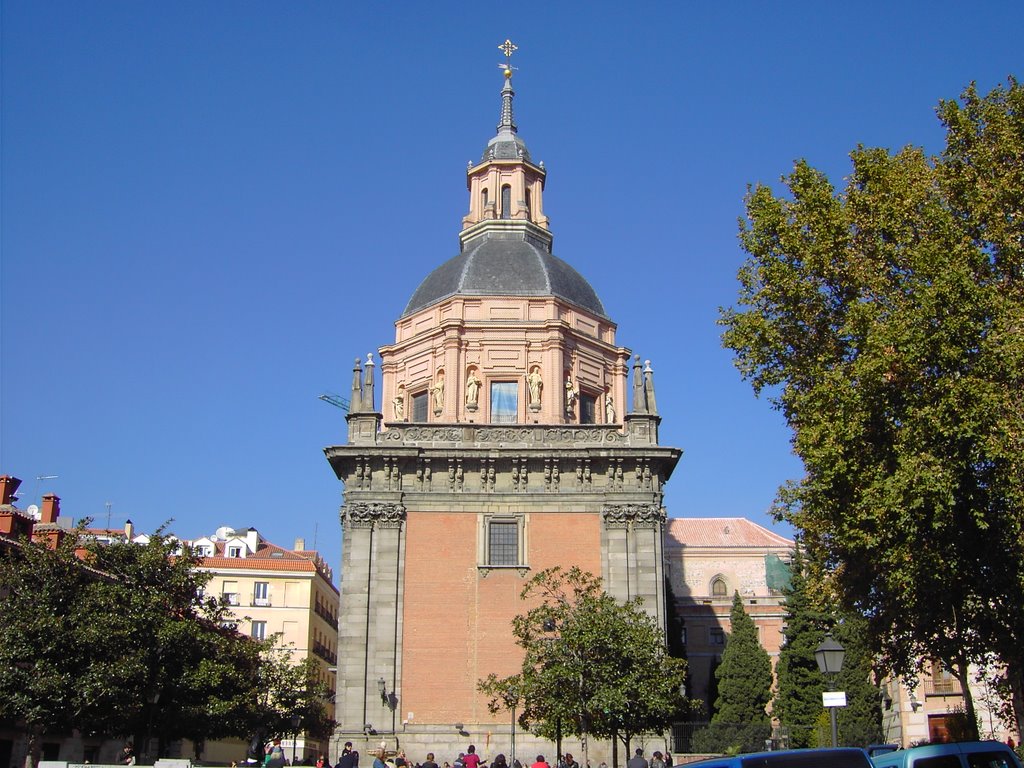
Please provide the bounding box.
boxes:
[602,503,665,529]
[343,502,407,530]
[381,424,625,446]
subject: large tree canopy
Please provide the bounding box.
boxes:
[478,567,689,766]
[720,78,1024,736]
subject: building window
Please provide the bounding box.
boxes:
[501,185,512,219]
[489,521,519,565]
[482,188,489,211]
[251,620,267,641]
[479,514,526,569]
[490,381,518,423]
[222,581,239,606]
[253,581,270,607]
[228,545,242,558]
[680,628,687,645]
[710,627,725,645]
[525,188,532,219]
[711,577,728,598]
[579,393,597,424]
[412,391,429,422]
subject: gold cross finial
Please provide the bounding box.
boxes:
[498,39,518,77]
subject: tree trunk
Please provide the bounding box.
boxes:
[952,660,981,741]
[1006,660,1024,743]
[23,724,42,768]
[611,730,619,768]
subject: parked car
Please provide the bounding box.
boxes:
[870,741,1022,768]
[687,747,874,768]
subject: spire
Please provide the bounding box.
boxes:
[350,357,363,414]
[498,74,517,135]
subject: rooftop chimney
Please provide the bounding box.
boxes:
[294,537,305,551]
[40,493,61,524]
[125,519,134,540]
[0,475,22,506]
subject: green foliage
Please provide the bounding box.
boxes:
[252,647,336,741]
[85,530,263,751]
[711,594,772,726]
[0,528,334,765]
[478,567,691,749]
[773,551,831,748]
[719,77,1024,736]
[690,723,772,755]
[833,616,883,747]
[0,530,143,743]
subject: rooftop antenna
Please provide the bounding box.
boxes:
[312,521,318,552]
[33,474,58,504]
[106,501,112,531]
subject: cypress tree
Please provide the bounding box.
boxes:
[774,550,831,747]
[713,592,773,724]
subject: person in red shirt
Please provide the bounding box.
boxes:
[464,746,482,768]
[531,756,551,768]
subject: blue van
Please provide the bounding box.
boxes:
[870,741,1021,768]
[687,747,874,768]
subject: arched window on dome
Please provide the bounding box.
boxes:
[482,188,489,216]
[501,185,512,219]
[525,188,532,220]
[711,576,728,599]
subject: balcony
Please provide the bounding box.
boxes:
[221,592,240,606]
[251,596,272,607]
[927,677,963,696]
[314,602,339,629]
[312,642,337,665]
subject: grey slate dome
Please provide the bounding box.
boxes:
[402,230,607,318]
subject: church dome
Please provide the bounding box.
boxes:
[402,228,607,318]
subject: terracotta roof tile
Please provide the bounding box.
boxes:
[666,517,793,548]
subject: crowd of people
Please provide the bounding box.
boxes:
[329,742,673,768]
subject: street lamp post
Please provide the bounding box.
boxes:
[814,633,846,748]
[291,714,301,766]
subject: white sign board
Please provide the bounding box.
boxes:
[822,691,848,707]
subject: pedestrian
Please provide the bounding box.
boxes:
[265,740,287,768]
[491,756,508,768]
[338,742,360,768]
[122,744,136,766]
[562,754,579,768]
[664,753,673,768]
[464,747,482,768]
[454,755,466,768]
[395,751,409,768]
[373,750,388,768]
[650,752,665,768]
[531,756,550,768]
[317,755,326,768]
[422,753,439,768]
[626,750,647,768]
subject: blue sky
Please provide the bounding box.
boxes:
[2,1,1021,577]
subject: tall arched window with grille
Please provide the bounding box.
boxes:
[501,185,511,219]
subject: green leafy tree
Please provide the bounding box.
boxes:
[693,594,772,753]
[479,567,690,767]
[251,646,336,742]
[84,531,265,757]
[774,550,832,748]
[720,77,1024,738]
[0,531,143,768]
